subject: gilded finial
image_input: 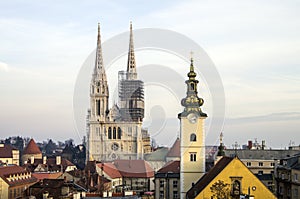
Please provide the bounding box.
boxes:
[188,51,196,79]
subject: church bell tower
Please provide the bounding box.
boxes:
[178,56,207,198]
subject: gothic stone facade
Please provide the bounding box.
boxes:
[87,23,150,162]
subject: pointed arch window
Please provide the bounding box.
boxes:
[108,127,112,139]
[117,127,122,139]
[96,100,101,116]
[190,133,197,142]
[113,127,116,139]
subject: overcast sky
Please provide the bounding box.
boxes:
[0,0,299,148]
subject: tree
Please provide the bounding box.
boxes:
[4,136,24,151]
[45,139,57,155]
[64,138,74,147]
[210,180,230,199]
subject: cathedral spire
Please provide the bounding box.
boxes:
[127,21,137,80]
[93,23,106,82]
[90,23,109,122]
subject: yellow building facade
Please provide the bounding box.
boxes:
[187,157,277,199]
[179,57,207,198]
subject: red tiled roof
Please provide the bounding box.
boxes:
[0,165,37,186]
[32,172,63,180]
[167,138,180,157]
[157,160,180,174]
[112,160,154,178]
[186,156,234,199]
[97,163,122,179]
[0,144,18,158]
[0,165,26,176]
[23,139,42,155]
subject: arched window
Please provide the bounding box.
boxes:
[108,127,112,139]
[117,127,122,139]
[190,133,197,142]
[113,127,116,139]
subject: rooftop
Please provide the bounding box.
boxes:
[112,160,154,178]
[186,156,234,199]
[166,138,180,158]
[23,139,42,155]
[157,160,180,174]
[0,144,18,158]
[96,162,122,179]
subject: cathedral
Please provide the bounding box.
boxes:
[86,23,151,162]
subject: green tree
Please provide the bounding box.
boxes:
[210,180,230,199]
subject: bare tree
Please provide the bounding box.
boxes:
[210,180,230,199]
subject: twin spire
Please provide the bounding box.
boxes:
[93,22,137,81]
[94,23,106,82]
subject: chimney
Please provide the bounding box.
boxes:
[56,156,61,165]
[43,156,47,164]
[30,156,35,164]
[248,140,253,150]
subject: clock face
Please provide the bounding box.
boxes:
[111,143,119,151]
[187,113,197,124]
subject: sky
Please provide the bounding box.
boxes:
[0,0,299,148]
